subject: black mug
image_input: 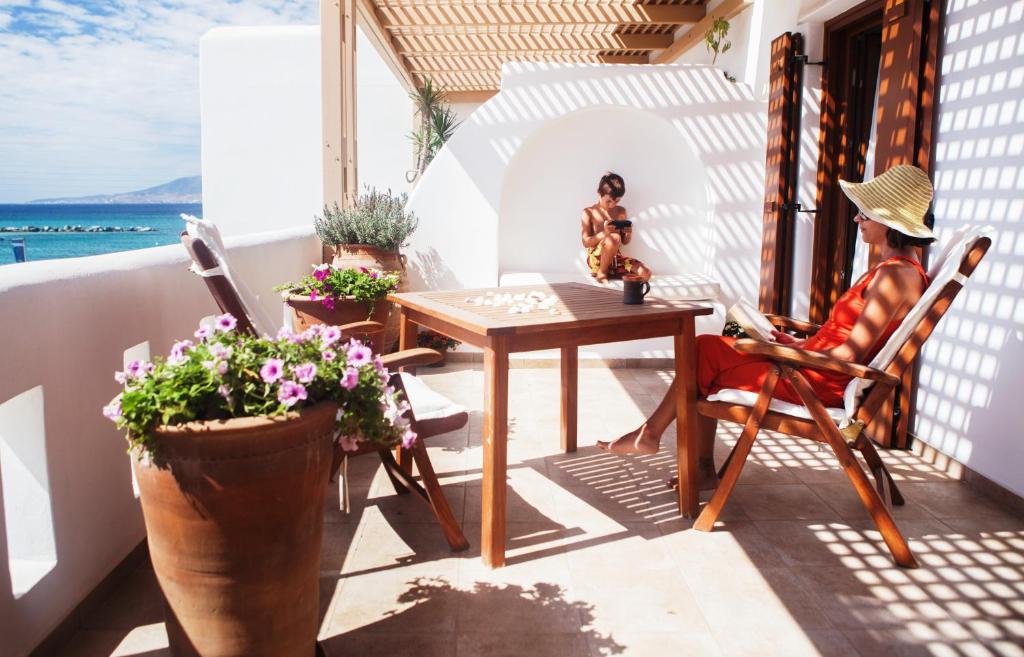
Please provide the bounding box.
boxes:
[622,275,651,304]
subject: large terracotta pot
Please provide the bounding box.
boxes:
[331,244,407,351]
[286,294,390,349]
[133,402,337,657]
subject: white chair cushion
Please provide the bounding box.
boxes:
[707,388,847,424]
[399,372,465,421]
[499,271,720,301]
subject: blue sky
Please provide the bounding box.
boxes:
[0,0,319,202]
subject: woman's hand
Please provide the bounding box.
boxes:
[771,330,806,348]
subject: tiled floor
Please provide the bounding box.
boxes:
[56,365,1024,656]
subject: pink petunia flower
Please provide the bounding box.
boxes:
[126,360,151,380]
[313,264,331,281]
[338,435,360,452]
[401,428,418,450]
[321,349,337,362]
[215,313,237,332]
[346,341,373,367]
[276,326,294,340]
[102,396,122,422]
[309,289,318,302]
[339,367,360,390]
[114,371,128,384]
[277,380,307,407]
[208,343,233,360]
[168,340,194,365]
[321,326,342,346]
[260,358,285,383]
[195,325,213,340]
[291,362,318,384]
[321,296,336,311]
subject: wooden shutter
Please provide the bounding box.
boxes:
[758,32,803,314]
[872,0,942,447]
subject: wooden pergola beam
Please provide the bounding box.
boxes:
[356,0,417,91]
[395,31,673,50]
[598,54,649,64]
[446,90,497,103]
[322,0,358,210]
[652,0,751,64]
[379,4,705,27]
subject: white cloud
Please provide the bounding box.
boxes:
[0,0,319,201]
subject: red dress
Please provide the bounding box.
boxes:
[698,256,929,407]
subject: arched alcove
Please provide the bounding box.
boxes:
[498,105,710,278]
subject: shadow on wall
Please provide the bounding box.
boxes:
[497,105,710,278]
[404,63,767,300]
[914,0,1024,494]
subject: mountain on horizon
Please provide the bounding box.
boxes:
[30,176,202,204]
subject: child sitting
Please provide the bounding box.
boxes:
[581,173,651,283]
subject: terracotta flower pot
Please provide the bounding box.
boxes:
[133,402,337,657]
[331,244,408,351]
[286,294,392,337]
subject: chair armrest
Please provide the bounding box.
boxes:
[339,321,384,335]
[380,348,442,369]
[764,314,822,336]
[731,339,899,386]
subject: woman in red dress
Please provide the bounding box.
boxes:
[598,165,938,488]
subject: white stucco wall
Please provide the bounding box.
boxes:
[405,62,766,296]
[0,229,320,657]
[913,0,1024,497]
[200,25,413,236]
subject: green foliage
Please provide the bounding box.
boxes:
[313,187,418,250]
[704,17,732,65]
[104,317,414,458]
[417,330,460,352]
[275,265,400,306]
[408,77,462,181]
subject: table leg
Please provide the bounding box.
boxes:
[481,335,509,568]
[674,317,700,518]
[396,310,418,474]
[560,346,577,453]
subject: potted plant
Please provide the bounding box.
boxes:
[407,77,462,182]
[416,330,461,367]
[104,314,414,657]
[314,187,418,350]
[276,265,400,343]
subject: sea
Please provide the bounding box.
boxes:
[0,204,201,266]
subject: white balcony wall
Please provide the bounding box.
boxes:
[403,62,766,358]
[914,0,1024,498]
[0,229,320,657]
[200,25,412,237]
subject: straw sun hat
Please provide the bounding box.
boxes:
[839,164,936,239]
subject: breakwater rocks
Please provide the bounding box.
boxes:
[0,225,156,233]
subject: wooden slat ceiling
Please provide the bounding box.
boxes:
[362,0,711,96]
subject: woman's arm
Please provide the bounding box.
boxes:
[824,263,921,363]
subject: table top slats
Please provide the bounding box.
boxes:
[390,283,714,337]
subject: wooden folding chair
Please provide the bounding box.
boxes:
[692,229,991,568]
[181,225,469,551]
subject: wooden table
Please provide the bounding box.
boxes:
[389,282,714,567]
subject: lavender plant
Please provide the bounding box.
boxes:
[104,314,415,456]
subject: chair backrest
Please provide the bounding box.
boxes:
[842,226,993,420]
[180,215,278,337]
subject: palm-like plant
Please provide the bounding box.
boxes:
[407,77,462,182]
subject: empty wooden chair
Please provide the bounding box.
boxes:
[180,217,468,551]
[693,227,992,568]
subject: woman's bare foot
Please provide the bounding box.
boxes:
[596,423,662,455]
[594,272,610,284]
